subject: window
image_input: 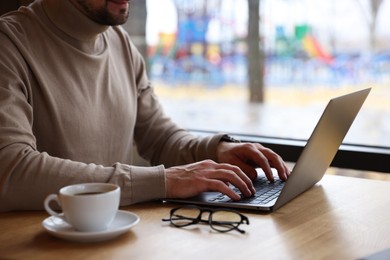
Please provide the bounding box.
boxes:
[138,0,389,174]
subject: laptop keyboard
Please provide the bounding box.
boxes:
[208,176,285,205]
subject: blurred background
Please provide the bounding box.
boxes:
[124,0,390,179]
[124,0,389,148]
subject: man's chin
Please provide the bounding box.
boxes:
[105,1,129,24]
[107,0,129,12]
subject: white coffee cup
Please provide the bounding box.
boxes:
[44,183,120,232]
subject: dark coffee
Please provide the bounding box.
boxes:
[74,192,105,196]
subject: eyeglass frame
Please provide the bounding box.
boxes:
[162,205,250,234]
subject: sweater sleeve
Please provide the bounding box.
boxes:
[127,38,223,167]
[0,32,166,212]
[134,85,225,167]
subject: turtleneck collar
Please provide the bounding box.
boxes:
[41,0,109,42]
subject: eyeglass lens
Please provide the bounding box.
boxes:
[209,210,243,232]
[170,207,202,227]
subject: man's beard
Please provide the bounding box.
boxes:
[75,0,130,26]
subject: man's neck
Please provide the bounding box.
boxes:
[42,0,109,42]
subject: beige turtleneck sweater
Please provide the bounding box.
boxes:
[0,0,222,211]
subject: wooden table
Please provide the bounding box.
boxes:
[1,174,390,260]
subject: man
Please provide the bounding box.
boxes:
[0,0,290,212]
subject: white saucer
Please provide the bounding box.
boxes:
[42,210,140,242]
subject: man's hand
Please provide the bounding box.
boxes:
[165,160,256,200]
[216,141,291,182]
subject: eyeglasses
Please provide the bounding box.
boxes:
[162,205,249,233]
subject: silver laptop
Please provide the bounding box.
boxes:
[166,88,371,211]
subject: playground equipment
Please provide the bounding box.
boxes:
[275,24,333,64]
